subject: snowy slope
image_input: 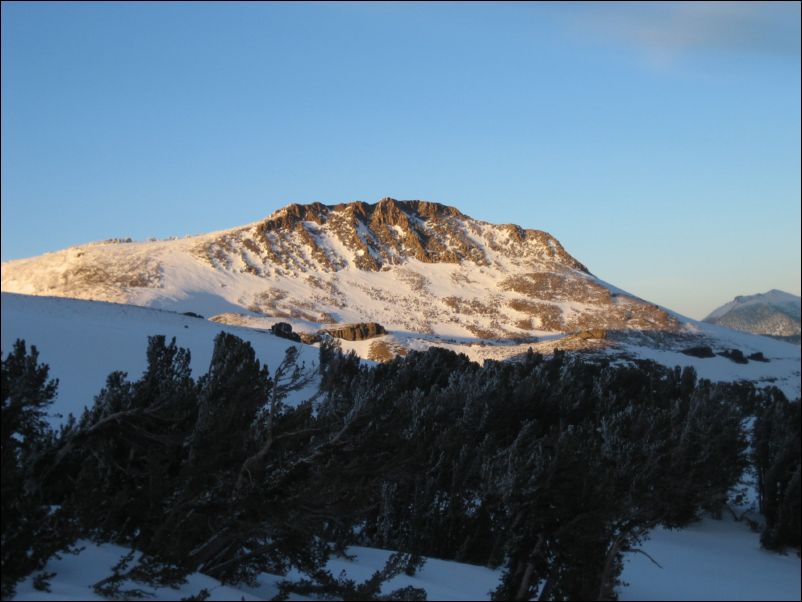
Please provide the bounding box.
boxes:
[706,289,800,322]
[0,199,679,350]
[3,289,800,434]
[612,317,801,399]
[620,515,801,601]
[0,293,320,426]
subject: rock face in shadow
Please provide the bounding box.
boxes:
[270,322,301,342]
[681,345,716,358]
[718,348,749,364]
[299,332,322,345]
[323,322,386,341]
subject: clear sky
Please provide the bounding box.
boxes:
[2,1,800,319]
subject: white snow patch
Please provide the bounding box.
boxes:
[1,293,320,426]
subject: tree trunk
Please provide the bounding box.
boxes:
[515,534,545,601]
[598,533,626,601]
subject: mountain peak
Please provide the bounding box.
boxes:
[269,198,464,225]
[2,197,685,353]
[253,198,584,273]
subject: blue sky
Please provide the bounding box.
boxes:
[2,1,800,319]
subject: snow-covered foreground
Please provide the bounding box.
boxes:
[1,293,320,426]
[12,514,800,601]
[3,292,800,601]
[11,541,501,601]
[620,515,801,601]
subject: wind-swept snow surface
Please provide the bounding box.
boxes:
[10,541,261,601]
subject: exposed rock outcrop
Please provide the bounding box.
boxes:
[576,329,608,340]
[299,332,322,345]
[270,322,301,342]
[241,198,583,273]
[323,322,386,341]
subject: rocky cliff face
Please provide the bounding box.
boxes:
[198,198,587,275]
[1,198,681,360]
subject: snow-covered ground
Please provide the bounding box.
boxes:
[616,318,801,399]
[11,514,800,601]
[11,541,261,601]
[620,515,801,601]
[1,292,320,426]
[10,540,502,601]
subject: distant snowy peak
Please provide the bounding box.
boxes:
[705,289,800,321]
[704,290,801,340]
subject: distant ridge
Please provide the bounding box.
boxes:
[704,290,801,344]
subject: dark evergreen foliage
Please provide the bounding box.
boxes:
[312,351,752,600]
[276,552,427,601]
[681,345,715,358]
[40,336,196,547]
[718,349,749,364]
[754,394,801,550]
[1,340,75,599]
[8,332,796,599]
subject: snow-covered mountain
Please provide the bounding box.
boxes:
[0,198,676,344]
[2,198,800,396]
[704,290,801,343]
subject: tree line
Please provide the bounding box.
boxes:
[2,334,799,600]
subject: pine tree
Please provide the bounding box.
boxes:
[46,336,197,543]
[755,396,801,550]
[1,340,62,598]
